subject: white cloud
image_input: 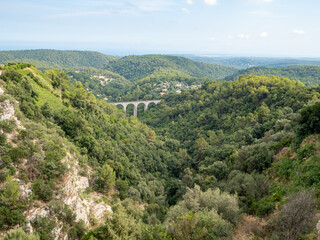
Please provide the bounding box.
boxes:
[249,10,272,16]
[204,0,218,6]
[292,29,305,35]
[246,0,274,4]
[209,37,216,41]
[259,32,269,38]
[182,8,190,13]
[237,34,250,39]
[228,35,234,39]
[130,0,173,12]
[186,0,194,5]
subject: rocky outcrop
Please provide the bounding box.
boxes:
[59,153,112,226]
[0,85,112,239]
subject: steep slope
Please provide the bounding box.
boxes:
[0,63,179,239]
[103,54,238,81]
[0,49,118,69]
[224,66,320,86]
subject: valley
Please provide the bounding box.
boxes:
[0,51,320,240]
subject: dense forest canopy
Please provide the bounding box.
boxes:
[0,49,118,69]
[180,55,320,69]
[224,66,320,86]
[102,54,238,81]
[1,58,320,239]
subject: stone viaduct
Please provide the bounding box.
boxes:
[110,100,161,117]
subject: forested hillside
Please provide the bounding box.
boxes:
[0,63,181,239]
[140,75,320,238]
[0,50,118,69]
[181,55,320,69]
[103,54,238,81]
[224,66,320,86]
[1,62,320,239]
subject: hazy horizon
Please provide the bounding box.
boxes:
[2,0,320,58]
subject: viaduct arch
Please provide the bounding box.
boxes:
[110,100,161,117]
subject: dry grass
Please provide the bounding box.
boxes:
[232,215,267,240]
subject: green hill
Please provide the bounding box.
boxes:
[0,49,118,68]
[103,54,238,81]
[1,63,320,239]
[180,55,320,69]
[224,66,320,86]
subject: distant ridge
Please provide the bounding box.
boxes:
[0,49,118,68]
[103,54,238,81]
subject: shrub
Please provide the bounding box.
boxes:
[269,190,317,240]
[32,179,53,202]
[4,228,39,240]
[31,216,56,240]
[0,120,16,133]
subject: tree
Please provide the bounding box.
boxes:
[4,228,39,240]
[98,164,116,193]
[270,190,317,240]
[1,176,20,207]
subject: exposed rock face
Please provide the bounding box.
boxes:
[0,86,112,239]
[60,154,112,226]
[23,154,112,239]
[0,99,15,121]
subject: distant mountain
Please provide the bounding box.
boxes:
[103,54,238,81]
[0,49,118,68]
[179,55,320,69]
[224,66,320,86]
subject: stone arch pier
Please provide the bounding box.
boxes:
[110,100,161,117]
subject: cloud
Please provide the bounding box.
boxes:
[228,35,234,39]
[259,32,269,38]
[209,37,216,41]
[246,0,274,4]
[204,0,218,6]
[237,34,250,39]
[182,8,190,13]
[129,0,173,12]
[47,0,174,18]
[52,10,110,18]
[186,0,195,5]
[249,10,272,16]
[292,29,305,35]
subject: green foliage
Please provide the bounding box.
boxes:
[223,171,270,212]
[4,228,40,240]
[297,102,320,140]
[31,216,57,240]
[103,54,237,81]
[1,176,20,207]
[96,164,116,193]
[68,220,87,240]
[169,210,233,240]
[166,185,240,226]
[235,142,275,173]
[224,66,320,86]
[0,49,118,69]
[82,203,142,240]
[0,120,16,133]
[269,191,317,240]
[32,179,53,202]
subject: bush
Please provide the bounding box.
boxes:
[68,220,87,240]
[169,210,233,240]
[0,207,25,230]
[31,216,56,240]
[0,120,16,133]
[32,179,53,202]
[269,190,317,240]
[4,228,39,240]
[297,102,320,139]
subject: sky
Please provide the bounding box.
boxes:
[1,0,320,57]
